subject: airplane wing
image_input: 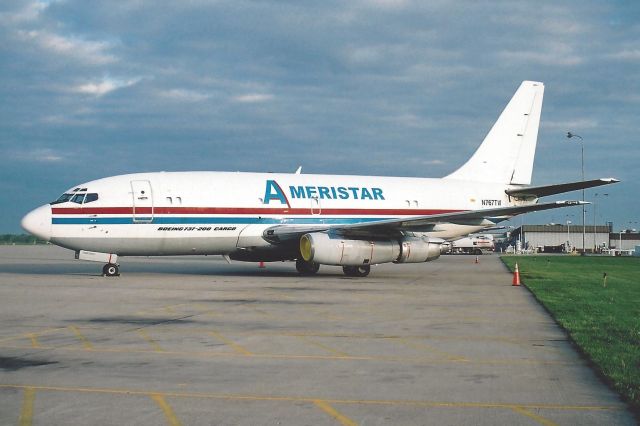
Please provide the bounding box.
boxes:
[506,178,619,199]
[263,200,586,243]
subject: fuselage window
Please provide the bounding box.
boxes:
[84,193,99,203]
[71,194,85,204]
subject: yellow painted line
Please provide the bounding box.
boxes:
[208,331,253,355]
[244,305,271,317]
[26,334,40,349]
[134,303,190,316]
[151,394,182,426]
[512,406,559,426]
[0,327,67,344]
[295,336,350,357]
[17,325,554,346]
[68,326,93,350]
[193,303,209,310]
[300,307,343,321]
[19,387,35,426]
[396,338,468,362]
[137,330,164,352]
[314,400,358,426]
[192,304,220,317]
[0,343,573,366]
[0,384,623,412]
[200,329,538,345]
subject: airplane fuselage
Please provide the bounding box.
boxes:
[39,171,517,257]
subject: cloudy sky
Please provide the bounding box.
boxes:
[1,0,638,233]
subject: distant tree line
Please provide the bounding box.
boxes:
[0,234,49,245]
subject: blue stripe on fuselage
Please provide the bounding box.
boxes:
[52,217,392,225]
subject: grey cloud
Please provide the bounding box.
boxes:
[1,0,638,231]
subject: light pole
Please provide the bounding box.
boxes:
[567,132,585,254]
[566,220,572,253]
[619,230,622,253]
[593,193,608,253]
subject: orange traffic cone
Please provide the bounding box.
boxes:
[512,263,521,286]
[475,256,479,264]
[258,261,266,268]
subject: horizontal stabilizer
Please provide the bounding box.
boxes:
[506,178,619,199]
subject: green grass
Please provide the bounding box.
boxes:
[0,234,48,245]
[502,255,640,411]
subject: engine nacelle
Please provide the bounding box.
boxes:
[300,233,400,266]
[395,236,442,263]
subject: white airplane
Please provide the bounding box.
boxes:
[21,81,618,277]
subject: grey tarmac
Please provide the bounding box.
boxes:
[0,245,635,425]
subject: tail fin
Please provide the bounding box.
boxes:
[445,81,544,185]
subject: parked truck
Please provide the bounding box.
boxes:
[444,234,495,255]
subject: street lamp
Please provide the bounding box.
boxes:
[593,193,608,253]
[567,132,586,254]
[566,220,572,253]
[619,230,622,253]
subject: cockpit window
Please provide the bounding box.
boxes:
[51,193,74,204]
[84,193,99,203]
[51,192,99,205]
[71,194,85,204]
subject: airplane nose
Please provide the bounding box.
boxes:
[21,205,52,241]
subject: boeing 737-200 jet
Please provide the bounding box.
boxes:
[21,81,618,277]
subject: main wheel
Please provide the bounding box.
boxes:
[296,259,320,275]
[103,263,119,277]
[342,265,371,277]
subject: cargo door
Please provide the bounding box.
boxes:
[131,180,154,223]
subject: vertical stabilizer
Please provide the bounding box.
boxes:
[445,81,544,185]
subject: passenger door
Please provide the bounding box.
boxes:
[131,180,154,223]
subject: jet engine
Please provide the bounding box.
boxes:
[299,233,441,266]
[395,236,442,263]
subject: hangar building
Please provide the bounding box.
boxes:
[507,225,640,253]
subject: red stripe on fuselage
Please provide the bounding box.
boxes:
[51,206,463,216]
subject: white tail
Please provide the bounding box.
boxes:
[445,81,544,185]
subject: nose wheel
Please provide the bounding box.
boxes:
[102,263,120,277]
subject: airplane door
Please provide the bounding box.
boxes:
[131,180,154,223]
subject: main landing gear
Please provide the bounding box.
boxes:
[102,263,120,277]
[296,259,320,275]
[342,265,371,277]
[296,259,372,277]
